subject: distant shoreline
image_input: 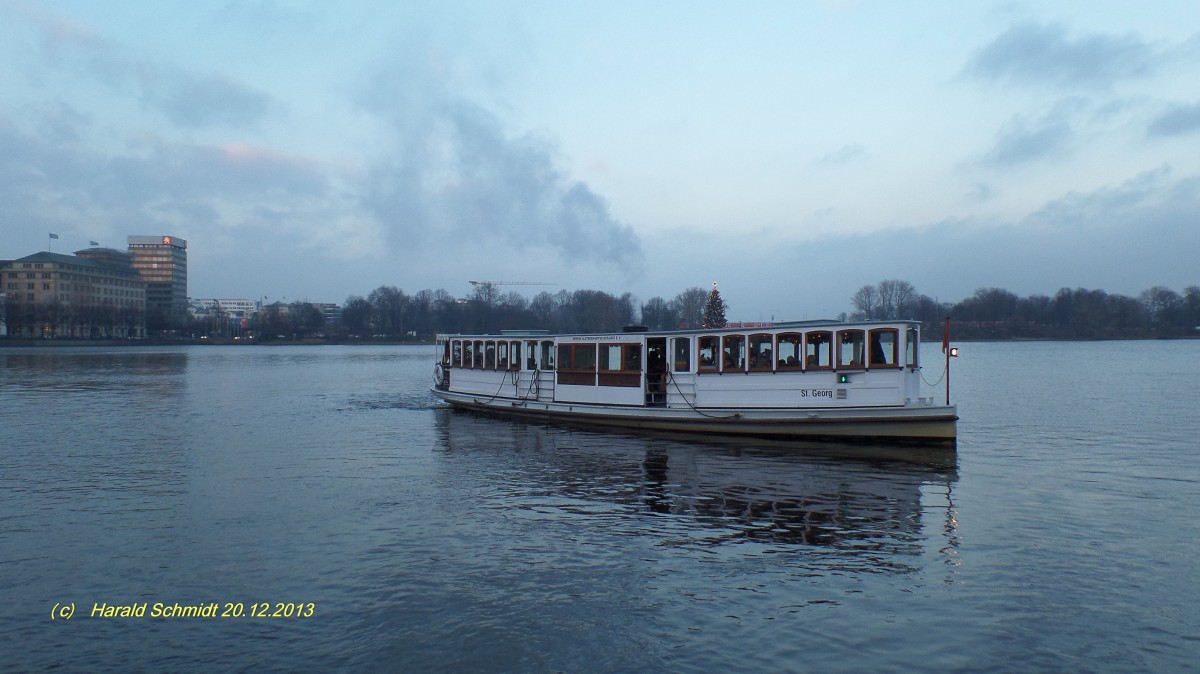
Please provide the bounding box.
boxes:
[2,334,1195,349]
[0,338,428,348]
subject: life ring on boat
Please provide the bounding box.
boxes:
[433,363,445,386]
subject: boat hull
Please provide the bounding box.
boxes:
[430,387,957,447]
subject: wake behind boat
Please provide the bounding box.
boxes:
[431,320,957,447]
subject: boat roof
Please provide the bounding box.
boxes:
[438,318,921,341]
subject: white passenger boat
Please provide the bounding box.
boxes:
[431,320,957,446]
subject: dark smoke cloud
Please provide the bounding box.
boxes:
[357,44,643,275]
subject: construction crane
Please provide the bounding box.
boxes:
[468,280,556,287]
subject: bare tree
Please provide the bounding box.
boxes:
[368,285,408,337]
[851,284,879,320]
[640,297,677,331]
[341,296,372,336]
[469,281,499,305]
[878,279,916,320]
[671,287,707,329]
[529,291,557,328]
[1139,286,1180,326]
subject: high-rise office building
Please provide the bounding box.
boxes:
[127,235,188,331]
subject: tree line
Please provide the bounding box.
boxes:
[330,279,1199,342]
[336,284,708,338]
[850,280,1200,340]
[8,279,1196,342]
[3,299,144,339]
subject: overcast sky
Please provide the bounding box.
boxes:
[2,1,1198,320]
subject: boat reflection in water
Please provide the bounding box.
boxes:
[432,408,959,570]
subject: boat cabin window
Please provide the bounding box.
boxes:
[722,334,745,372]
[600,344,620,371]
[906,328,918,368]
[748,333,773,371]
[452,340,462,367]
[509,341,522,370]
[541,340,555,370]
[625,344,641,371]
[777,333,801,370]
[698,336,719,372]
[526,340,538,369]
[473,340,484,368]
[837,329,865,369]
[557,343,596,386]
[441,340,451,365]
[599,343,641,387]
[485,341,497,369]
[805,331,832,369]
[497,342,509,370]
[869,328,899,368]
[673,337,691,372]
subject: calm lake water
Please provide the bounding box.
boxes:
[1,341,1197,672]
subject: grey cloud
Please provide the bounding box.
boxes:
[15,5,273,129]
[963,21,1157,90]
[0,114,330,239]
[966,182,995,203]
[90,141,327,207]
[1025,164,1173,228]
[1148,101,1200,137]
[979,113,1072,167]
[816,143,864,166]
[740,166,1200,314]
[146,71,272,128]
[359,51,644,274]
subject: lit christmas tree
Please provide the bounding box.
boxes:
[702,282,728,328]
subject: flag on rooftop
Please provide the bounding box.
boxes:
[49,233,59,239]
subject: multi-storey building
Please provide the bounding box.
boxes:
[190,298,261,318]
[127,235,188,332]
[0,249,146,338]
[315,302,342,326]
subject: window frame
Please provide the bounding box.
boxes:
[804,331,833,370]
[598,342,642,387]
[672,337,691,372]
[776,332,802,371]
[526,340,538,370]
[722,334,746,373]
[868,328,900,369]
[748,333,774,372]
[698,335,720,373]
[557,343,597,386]
[836,329,866,370]
[509,341,522,371]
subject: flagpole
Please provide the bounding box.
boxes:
[943,316,951,406]
[945,340,951,406]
